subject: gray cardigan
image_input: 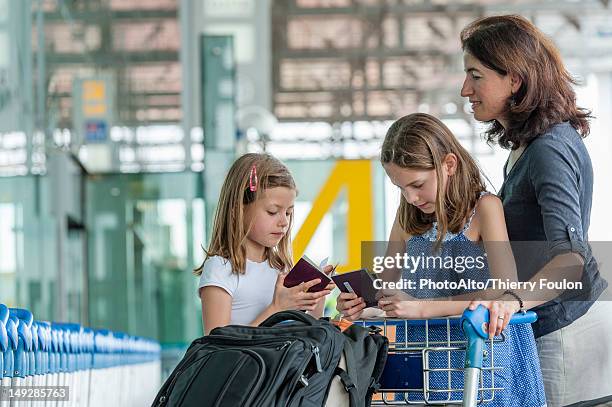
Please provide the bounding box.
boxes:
[499,121,607,338]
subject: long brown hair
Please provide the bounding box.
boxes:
[194,153,296,276]
[461,15,591,149]
[381,113,486,249]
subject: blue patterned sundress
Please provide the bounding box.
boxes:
[387,192,547,406]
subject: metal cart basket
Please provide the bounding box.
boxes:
[358,306,537,407]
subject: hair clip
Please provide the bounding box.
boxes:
[249,164,258,192]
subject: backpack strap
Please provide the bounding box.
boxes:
[258,310,318,327]
[364,329,388,407]
[334,367,358,407]
[366,377,380,399]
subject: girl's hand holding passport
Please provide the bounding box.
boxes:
[283,255,382,309]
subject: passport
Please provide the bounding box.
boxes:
[283,255,332,292]
[332,269,380,308]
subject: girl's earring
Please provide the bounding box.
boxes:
[510,94,517,108]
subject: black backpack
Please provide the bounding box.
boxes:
[152,311,387,407]
[337,323,388,406]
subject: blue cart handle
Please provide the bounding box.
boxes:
[461,305,537,339]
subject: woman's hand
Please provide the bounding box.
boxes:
[336,292,366,321]
[273,272,331,312]
[467,297,521,338]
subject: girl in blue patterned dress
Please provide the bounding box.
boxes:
[337,113,546,406]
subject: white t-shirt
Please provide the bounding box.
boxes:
[198,256,279,326]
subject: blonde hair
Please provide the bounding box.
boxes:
[380,113,486,249]
[194,153,296,276]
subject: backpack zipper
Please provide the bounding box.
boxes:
[156,350,217,407]
[285,344,324,407]
[156,350,202,406]
[210,326,336,370]
[202,335,299,347]
[311,345,322,372]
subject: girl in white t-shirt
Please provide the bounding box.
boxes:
[195,153,333,334]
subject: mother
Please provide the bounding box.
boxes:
[460,15,611,406]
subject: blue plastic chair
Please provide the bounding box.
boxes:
[0,304,8,381]
[51,324,70,377]
[93,329,105,369]
[32,321,45,376]
[29,319,38,379]
[114,331,127,367]
[52,324,61,376]
[3,312,18,385]
[54,323,82,374]
[9,308,33,380]
[34,321,51,375]
[82,327,94,371]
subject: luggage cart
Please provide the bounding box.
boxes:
[359,305,537,406]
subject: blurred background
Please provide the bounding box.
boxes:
[1,0,612,377]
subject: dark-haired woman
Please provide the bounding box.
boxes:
[460,15,612,406]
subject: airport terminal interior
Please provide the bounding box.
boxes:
[1,0,612,405]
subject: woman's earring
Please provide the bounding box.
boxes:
[509,94,517,108]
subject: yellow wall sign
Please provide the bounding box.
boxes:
[82,80,107,117]
[292,160,373,273]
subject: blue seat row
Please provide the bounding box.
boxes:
[0,303,160,380]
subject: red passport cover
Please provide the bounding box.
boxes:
[283,257,332,292]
